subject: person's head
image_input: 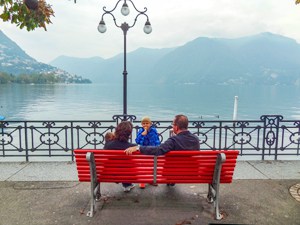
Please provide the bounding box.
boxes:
[104,132,115,142]
[141,116,152,130]
[172,114,189,134]
[115,121,133,142]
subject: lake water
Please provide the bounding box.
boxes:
[1,83,300,121]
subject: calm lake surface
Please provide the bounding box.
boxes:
[1,83,300,121]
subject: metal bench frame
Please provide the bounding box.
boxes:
[77,150,237,220]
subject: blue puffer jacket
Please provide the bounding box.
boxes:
[135,126,160,146]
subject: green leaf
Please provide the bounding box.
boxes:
[12,2,19,11]
[0,12,10,21]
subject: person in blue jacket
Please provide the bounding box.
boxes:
[135,116,160,147]
[135,116,160,188]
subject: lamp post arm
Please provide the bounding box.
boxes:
[102,0,123,14]
[100,0,126,28]
[129,13,149,28]
[127,0,148,14]
[101,12,121,29]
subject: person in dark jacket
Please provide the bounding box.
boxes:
[125,114,200,156]
[104,121,136,192]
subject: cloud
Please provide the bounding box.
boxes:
[1,0,300,63]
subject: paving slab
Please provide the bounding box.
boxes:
[233,161,268,179]
[248,160,300,179]
[0,162,29,181]
[5,162,78,181]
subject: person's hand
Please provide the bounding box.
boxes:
[125,146,138,155]
[170,128,176,137]
[142,129,148,136]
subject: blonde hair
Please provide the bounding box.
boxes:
[141,116,151,123]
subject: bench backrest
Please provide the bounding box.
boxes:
[74,149,239,184]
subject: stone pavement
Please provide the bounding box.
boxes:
[0,160,299,225]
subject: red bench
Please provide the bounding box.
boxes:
[74,149,239,220]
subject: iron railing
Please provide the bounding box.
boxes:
[0,115,300,161]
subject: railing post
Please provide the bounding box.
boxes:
[219,121,222,150]
[24,121,29,162]
[71,122,74,162]
[261,115,283,160]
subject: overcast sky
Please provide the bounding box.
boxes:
[1,0,300,64]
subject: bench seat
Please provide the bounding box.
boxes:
[74,149,239,220]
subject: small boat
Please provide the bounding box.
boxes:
[0,115,5,120]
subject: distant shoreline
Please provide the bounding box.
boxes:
[0,72,92,84]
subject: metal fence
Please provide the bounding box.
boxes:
[0,115,300,161]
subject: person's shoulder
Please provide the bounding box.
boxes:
[149,126,158,132]
[105,140,135,150]
[184,130,195,135]
[176,130,189,136]
[104,140,116,149]
[186,130,198,138]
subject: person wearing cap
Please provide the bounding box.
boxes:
[135,116,160,189]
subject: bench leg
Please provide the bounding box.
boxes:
[207,183,222,220]
[87,182,101,217]
[207,153,226,220]
[207,183,215,203]
[86,152,101,217]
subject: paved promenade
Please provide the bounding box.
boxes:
[0,160,299,225]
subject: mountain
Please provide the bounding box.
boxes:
[149,32,300,85]
[50,47,175,83]
[0,30,90,83]
[50,55,105,79]
[48,32,300,85]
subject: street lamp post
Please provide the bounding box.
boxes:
[98,0,152,119]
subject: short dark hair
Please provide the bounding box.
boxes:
[115,121,133,142]
[174,114,188,130]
